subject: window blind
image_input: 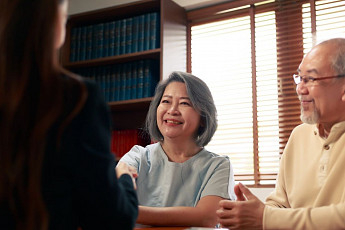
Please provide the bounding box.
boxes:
[188,0,345,186]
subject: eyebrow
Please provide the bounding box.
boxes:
[297,68,319,74]
[162,95,191,100]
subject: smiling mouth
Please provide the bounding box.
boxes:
[165,120,182,124]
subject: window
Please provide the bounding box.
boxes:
[188,0,345,186]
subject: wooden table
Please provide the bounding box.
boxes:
[134,227,187,230]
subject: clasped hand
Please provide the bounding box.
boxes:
[115,162,138,189]
[216,183,265,230]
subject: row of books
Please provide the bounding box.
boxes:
[111,129,150,159]
[70,12,160,62]
[74,60,159,102]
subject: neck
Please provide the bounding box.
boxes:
[161,140,202,163]
[318,123,332,138]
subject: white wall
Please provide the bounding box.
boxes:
[68,0,141,15]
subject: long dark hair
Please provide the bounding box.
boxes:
[0,0,86,229]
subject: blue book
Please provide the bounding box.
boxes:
[120,19,126,55]
[115,20,121,55]
[150,12,160,49]
[138,15,145,52]
[80,26,87,61]
[103,22,110,57]
[87,25,94,60]
[132,16,139,53]
[137,60,144,99]
[120,64,127,100]
[144,14,150,51]
[110,65,117,101]
[126,63,132,100]
[143,60,151,98]
[75,27,82,61]
[126,18,133,54]
[70,27,78,62]
[131,62,138,99]
[100,67,107,101]
[96,23,104,58]
[115,66,121,101]
[109,21,116,56]
[106,66,112,102]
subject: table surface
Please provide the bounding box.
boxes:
[134,227,187,230]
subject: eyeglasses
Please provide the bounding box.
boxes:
[293,74,345,85]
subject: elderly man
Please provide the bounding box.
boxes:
[217,38,345,230]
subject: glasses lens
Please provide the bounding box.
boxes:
[293,74,300,84]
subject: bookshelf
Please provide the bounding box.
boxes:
[60,0,187,132]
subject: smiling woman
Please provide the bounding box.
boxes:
[118,71,236,227]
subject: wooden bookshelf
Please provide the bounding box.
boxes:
[60,0,187,130]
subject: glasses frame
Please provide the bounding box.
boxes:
[293,74,345,85]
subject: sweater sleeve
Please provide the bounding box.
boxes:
[263,203,345,229]
[62,80,138,230]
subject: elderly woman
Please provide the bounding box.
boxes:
[119,71,235,227]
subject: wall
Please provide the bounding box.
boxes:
[68,0,141,15]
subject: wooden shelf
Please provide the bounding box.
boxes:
[64,49,160,69]
[61,0,187,131]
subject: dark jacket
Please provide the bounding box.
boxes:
[1,79,138,230]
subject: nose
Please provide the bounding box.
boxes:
[296,81,308,96]
[167,103,180,115]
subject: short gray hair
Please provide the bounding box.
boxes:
[318,38,345,75]
[145,71,217,147]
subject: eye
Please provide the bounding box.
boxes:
[160,99,169,104]
[308,76,316,82]
[180,101,191,106]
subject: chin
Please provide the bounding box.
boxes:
[300,111,319,124]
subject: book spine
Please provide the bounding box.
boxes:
[75,27,82,61]
[149,12,160,50]
[103,22,110,57]
[120,19,126,55]
[115,20,121,55]
[138,15,145,52]
[115,67,121,101]
[109,21,116,57]
[132,16,139,53]
[87,25,94,60]
[110,65,116,101]
[143,60,151,98]
[80,26,87,61]
[126,63,132,100]
[131,62,138,99]
[144,14,150,51]
[96,23,104,58]
[126,18,133,54]
[70,27,78,62]
[120,64,127,100]
[137,60,144,99]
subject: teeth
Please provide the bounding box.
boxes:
[166,120,180,124]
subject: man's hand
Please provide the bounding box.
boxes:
[216,183,265,230]
[115,162,138,189]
